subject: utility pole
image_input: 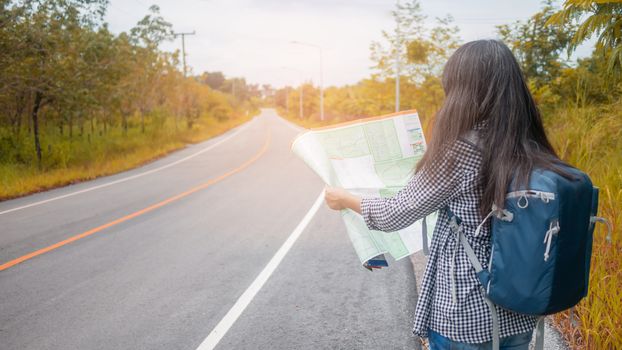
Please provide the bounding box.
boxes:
[395,33,400,113]
[173,31,195,77]
[395,18,401,112]
[281,66,304,119]
[319,47,324,121]
[299,84,304,119]
[395,4,401,113]
[290,41,324,121]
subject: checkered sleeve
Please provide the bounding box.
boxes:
[361,141,469,232]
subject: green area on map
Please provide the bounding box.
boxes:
[317,126,369,158]
[370,229,409,259]
[292,112,436,267]
[342,209,382,262]
[342,209,410,263]
[363,120,403,162]
[374,156,419,187]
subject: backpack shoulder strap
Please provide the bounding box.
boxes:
[459,129,483,150]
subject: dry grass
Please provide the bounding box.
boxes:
[0,113,253,200]
[277,109,335,129]
[545,104,622,349]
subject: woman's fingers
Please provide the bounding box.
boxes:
[324,186,362,213]
[324,186,345,210]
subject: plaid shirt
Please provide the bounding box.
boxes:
[360,132,537,344]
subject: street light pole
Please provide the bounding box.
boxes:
[290,41,324,121]
[319,46,324,121]
[395,28,400,113]
[300,84,304,120]
[395,1,402,113]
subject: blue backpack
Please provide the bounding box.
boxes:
[445,137,611,349]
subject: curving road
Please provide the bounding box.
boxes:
[0,109,419,350]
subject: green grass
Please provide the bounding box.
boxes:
[0,112,255,200]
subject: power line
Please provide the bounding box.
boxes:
[108,3,136,19]
[130,0,150,7]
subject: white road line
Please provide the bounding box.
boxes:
[0,119,256,216]
[196,191,324,350]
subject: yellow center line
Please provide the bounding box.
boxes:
[0,130,272,272]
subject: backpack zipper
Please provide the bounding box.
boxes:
[506,190,555,201]
[487,245,494,294]
[505,190,555,202]
[543,219,560,261]
[506,190,555,208]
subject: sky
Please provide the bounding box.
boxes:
[105,0,592,88]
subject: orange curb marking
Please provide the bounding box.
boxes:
[0,131,272,272]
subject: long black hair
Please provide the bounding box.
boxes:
[416,39,568,217]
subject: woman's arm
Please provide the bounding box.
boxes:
[324,186,362,213]
[324,141,471,232]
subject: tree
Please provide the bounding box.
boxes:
[370,1,459,84]
[0,0,108,167]
[0,0,252,172]
[370,0,427,81]
[497,0,576,87]
[548,0,622,73]
[130,5,173,49]
[200,71,226,90]
[406,15,460,79]
[129,5,173,133]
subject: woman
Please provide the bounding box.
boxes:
[324,40,566,349]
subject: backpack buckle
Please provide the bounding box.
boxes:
[498,209,514,222]
[449,215,460,233]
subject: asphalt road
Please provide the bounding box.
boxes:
[0,109,419,350]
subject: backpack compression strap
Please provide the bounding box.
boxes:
[591,216,612,242]
[447,208,548,350]
[535,317,545,350]
[447,211,500,350]
[422,216,430,256]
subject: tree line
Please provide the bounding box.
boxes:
[272,0,621,128]
[0,0,261,171]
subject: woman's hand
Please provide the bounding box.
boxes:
[324,186,362,214]
[324,186,349,210]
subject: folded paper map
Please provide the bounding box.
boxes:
[291,110,437,269]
